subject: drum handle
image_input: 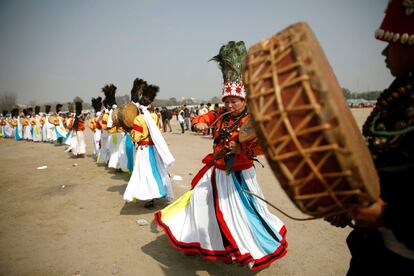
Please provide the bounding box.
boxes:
[241,189,355,226]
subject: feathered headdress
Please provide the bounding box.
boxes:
[141,84,159,105]
[75,101,82,115]
[11,108,19,118]
[210,41,247,99]
[131,78,148,103]
[27,107,33,115]
[45,105,51,114]
[102,84,117,108]
[56,104,63,113]
[91,96,103,112]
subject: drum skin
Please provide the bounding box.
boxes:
[48,115,57,124]
[243,22,380,217]
[117,103,139,131]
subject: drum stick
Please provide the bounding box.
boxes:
[242,189,355,228]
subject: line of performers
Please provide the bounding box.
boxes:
[87,41,288,270]
[88,81,175,208]
[0,102,87,156]
[0,41,288,270]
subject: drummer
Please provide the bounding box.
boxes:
[66,101,86,157]
[89,97,103,159]
[123,81,174,208]
[326,0,414,274]
[154,41,287,270]
[97,84,117,165]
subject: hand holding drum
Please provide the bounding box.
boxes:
[194,122,209,132]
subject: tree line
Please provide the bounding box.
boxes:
[0,89,381,113]
[342,88,381,101]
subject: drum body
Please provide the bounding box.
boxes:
[243,22,380,217]
[111,108,120,127]
[48,115,57,125]
[117,103,139,131]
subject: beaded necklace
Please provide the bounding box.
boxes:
[362,79,414,156]
[214,107,248,145]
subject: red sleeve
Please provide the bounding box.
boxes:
[193,111,217,126]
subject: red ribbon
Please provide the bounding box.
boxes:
[191,153,214,188]
[133,124,143,133]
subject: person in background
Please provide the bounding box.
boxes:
[183,104,191,131]
[155,107,163,130]
[198,103,208,115]
[161,107,172,132]
[66,101,86,157]
[178,109,185,134]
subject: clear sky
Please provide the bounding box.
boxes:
[0,0,392,104]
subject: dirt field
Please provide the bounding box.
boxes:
[0,108,372,276]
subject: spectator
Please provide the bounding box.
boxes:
[183,105,191,131]
[198,104,208,115]
[161,107,172,132]
[178,110,185,134]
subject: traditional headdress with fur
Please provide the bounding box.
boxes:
[131,78,148,103]
[140,84,159,105]
[75,101,82,116]
[11,108,19,118]
[27,107,33,116]
[35,106,40,115]
[210,41,247,100]
[56,104,63,114]
[45,105,51,114]
[101,84,117,109]
[91,96,103,113]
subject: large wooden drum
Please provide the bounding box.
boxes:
[117,103,139,131]
[243,22,380,218]
[48,115,57,125]
[111,108,120,127]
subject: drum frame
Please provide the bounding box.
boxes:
[244,22,379,217]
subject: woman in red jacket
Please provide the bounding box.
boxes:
[155,41,287,270]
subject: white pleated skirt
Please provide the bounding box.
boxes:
[155,166,287,270]
[32,125,42,142]
[123,144,173,202]
[68,130,86,156]
[108,132,124,169]
[92,129,101,157]
[97,130,109,164]
[24,125,33,140]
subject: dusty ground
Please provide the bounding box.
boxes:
[0,108,372,276]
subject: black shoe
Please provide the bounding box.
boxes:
[144,200,154,208]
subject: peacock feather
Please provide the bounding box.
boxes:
[210,41,247,83]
